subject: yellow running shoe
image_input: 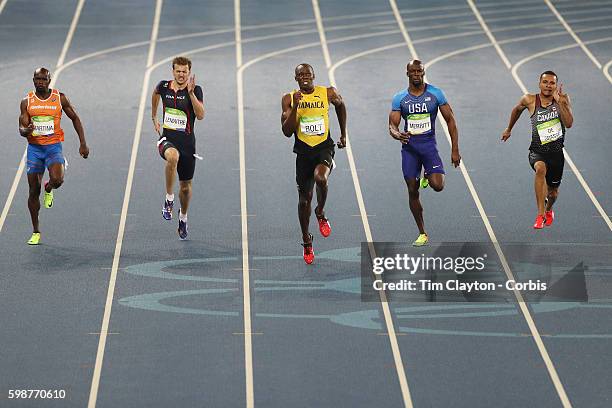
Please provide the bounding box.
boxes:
[43,182,53,209]
[27,232,41,245]
[419,177,429,189]
[412,233,428,247]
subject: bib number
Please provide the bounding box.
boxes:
[537,118,562,144]
[32,116,55,136]
[407,113,431,134]
[163,108,187,131]
[299,116,325,136]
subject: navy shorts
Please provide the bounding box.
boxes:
[401,137,444,179]
[26,143,65,175]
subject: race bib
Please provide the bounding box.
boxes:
[163,107,187,131]
[32,116,55,136]
[537,118,562,144]
[299,115,326,136]
[407,113,431,134]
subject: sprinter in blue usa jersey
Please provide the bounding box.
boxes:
[389,59,461,246]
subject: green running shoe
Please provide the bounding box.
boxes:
[419,177,429,189]
[43,181,53,208]
[412,233,428,247]
[27,232,41,245]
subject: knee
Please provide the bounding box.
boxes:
[314,173,328,188]
[430,182,444,192]
[166,151,179,166]
[408,189,419,200]
[298,192,312,207]
[535,166,547,177]
[548,189,558,200]
[29,185,41,198]
[179,183,191,195]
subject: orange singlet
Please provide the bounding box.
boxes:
[26,89,64,145]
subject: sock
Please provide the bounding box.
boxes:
[179,210,187,222]
[166,193,174,202]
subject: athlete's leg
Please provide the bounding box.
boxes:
[164,147,179,195]
[427,173,444,192]
[178,179,192,216]
[546,187,558,210]
[405,177,425,234]
[27,173,43,233]
[533,161,547,216]
[46,162,64,191]
[313,163,330,218]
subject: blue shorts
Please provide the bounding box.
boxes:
[26,143,65,175]
[401,137,444,179]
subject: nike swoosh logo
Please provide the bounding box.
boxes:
[432,165,440,168]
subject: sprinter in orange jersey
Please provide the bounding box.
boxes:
[18,67,89,245]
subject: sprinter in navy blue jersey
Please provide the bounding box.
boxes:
[152,56,205,240]
[389,59,461,246]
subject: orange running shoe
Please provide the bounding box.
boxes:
[302,234,314,264]
[533,214,545,229]
[545,210,554,226]
[317,216,331,238]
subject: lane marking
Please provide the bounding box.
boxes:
[87,1,163,407]
[312,1,413,407]
[544,0,603,69]
[234,0,254,406]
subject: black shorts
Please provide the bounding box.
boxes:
[157,136,196,181]
[296,146,335,193]
[529,150,564,188]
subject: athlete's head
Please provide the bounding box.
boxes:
[539,70,558,97]
[407,60,425,87]
[33,68,51,93]
[172,56,192,86]
[294,63,315,91]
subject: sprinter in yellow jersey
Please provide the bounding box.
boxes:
[281,63,347,264]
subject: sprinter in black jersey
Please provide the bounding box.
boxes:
[152,56,205,239]
[502,71,573,229]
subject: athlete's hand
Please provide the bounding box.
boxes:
[451,150,461,168]
[20,123,34,137]
[337,135,346,149]
[501,128,511,142]
[553,83,568,104]
[153,117,161,135]
[292,91,303,106]
[187,75,196,94]
[79,143,89,159]
[396,131,410,144]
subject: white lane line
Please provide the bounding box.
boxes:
[0,0,86,234]
[391,1,574,408]
[544,0,603,69]
[234,0,254,406]
[310,3,414,408]
[87,1,163,407]
[0,0,8,15]
[604,59,612,84]
[468,0,612,232]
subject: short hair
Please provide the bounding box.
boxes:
[33,67,51,79]
[540,70,557,81]
[407,59,423,70]
[172,56,192,70]
[295,63,314,75]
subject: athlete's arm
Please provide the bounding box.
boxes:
[388,111,409,144]
[439,103,461,168]
[188,76,205,120]
[151,86,161,135]
[502,94,532,141]
[281,92,301,137]
[61,93,89,159]
[328,87,347,149]
[553,84,573,128]
[18,98,34,138]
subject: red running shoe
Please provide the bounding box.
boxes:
[545,209,554,226]
[302,234,314,265]
[317,216,331,238]
[533,214,545,229]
